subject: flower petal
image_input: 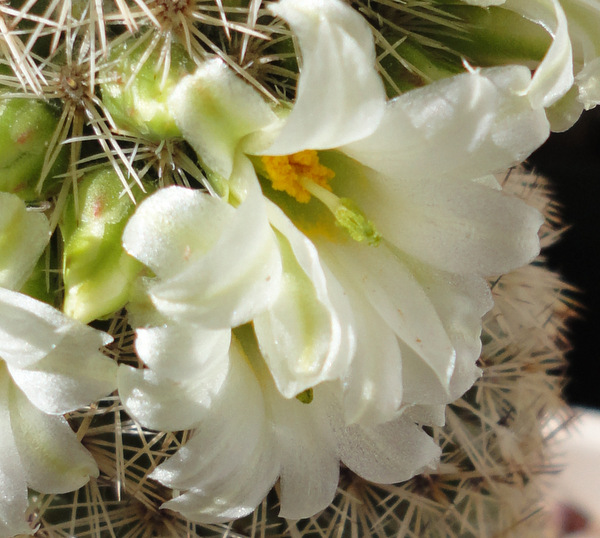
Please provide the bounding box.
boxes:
[135,323,231,383]
[0,192,50,291]
[0,367,30,537]
[8,381,98,494]
[0,287,112,370]
[168,58,278,179]
[118,357,228,432]
[270,387,339,520]
[324,242,456,393]
[265,0,386,155]
[341,66,549,183]
[326,392,441,484]
[254,203,352,397]
[8,340,116,415]
[124,186,282,328]
[504,0,574,108]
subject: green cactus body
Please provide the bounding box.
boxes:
[0,97,67,200]
[101,41,195,141]
[61,167,148,323]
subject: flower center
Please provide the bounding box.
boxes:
[261,150,334,204]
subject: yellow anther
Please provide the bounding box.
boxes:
[261,150,335,203]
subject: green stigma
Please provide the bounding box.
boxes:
[296,388,314,404]
[335,198,382,246]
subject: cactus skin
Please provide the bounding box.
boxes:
[61,167,148,324]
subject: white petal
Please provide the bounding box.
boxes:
[254,203,350,397]
[340,293,404,425]
[326,392,441,484]
[135,323,231,383]
[123,186,235,281]
[168,58,277,179]
[504,0,574,108]
[8,341,116,415]
[324,242,456,392]
[118,359,228,432]
[0,192,50,291]
[269,387,339,519]
[341,66,549,183]
[335,159,543,276]
[8,382,98,494]
[0,287,111,370]
[124,186,282,328]
[576,56,600,109]
[0,367,31,537]
[265,0,386,155]
[161,441,278,524]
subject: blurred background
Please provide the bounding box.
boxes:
[530,107,600,410]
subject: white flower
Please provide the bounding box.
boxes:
[165,0,546,423]
[118,327,440,522]
[0,193,117,537]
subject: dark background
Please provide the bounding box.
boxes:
[529,107,600,409]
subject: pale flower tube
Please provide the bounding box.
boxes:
[0,193,117,537]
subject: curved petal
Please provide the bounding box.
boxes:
[124,186,283,328]
[339,292,404,426]
[135,323,231,383]
[8,382,98,494]
[504,0,573,108]
[0,367,30,537]
[265,0,386,155]
[341,66,549,183]
[254,203,351,397]
[168,58,278,179]
[118,357,228,432]
[323,242,456,392]
[0,287,112,370]
[8,341,116,415]
[325,392,441,484]
[269,386,339,519]
[333,157,543,276]
[122,186,235,281]
[0,192,50,291]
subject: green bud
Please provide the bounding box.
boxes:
[61,167,148,323]
[101,40,195,141]
[436,5,551,68]
[0,97,67,201]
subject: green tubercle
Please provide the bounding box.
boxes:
[0,97,67,201]
[61,167,149,323]
[295,387,314,404]
[101,40,195,141]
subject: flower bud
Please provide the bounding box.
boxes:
[101,40,195,141]
[0,97,67,200]
[61,167,148,323]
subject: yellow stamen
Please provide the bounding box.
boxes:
[261,150,335,203]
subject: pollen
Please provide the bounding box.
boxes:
[261,150,335,203]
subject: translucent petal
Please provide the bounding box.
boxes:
[504,0,574,108]
[324,242,456,392]
[118,358,228,432]
[0,287,111,370]
[265,0,386,155]
[254,204,350,397]
[0,192,50,291]
[8,382,98,494]
[341,66,549,183]
[327,393,441,484]
[124,186,282,328]
[0,367,30,537]
[168,58,277,179]
[135,323,231,383]
[8,341,116,415]
[270,387,339,519]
